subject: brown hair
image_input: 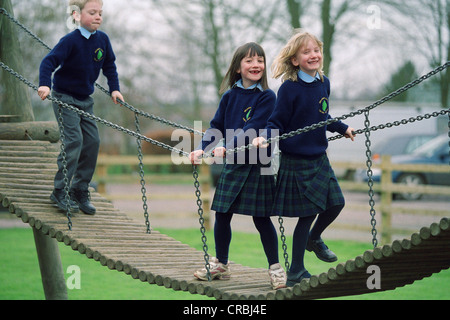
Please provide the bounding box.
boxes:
[219,42,269,94]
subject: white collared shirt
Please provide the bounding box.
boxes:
[78,26,96,39]
[234,79,264,91]
[298,70,321,83]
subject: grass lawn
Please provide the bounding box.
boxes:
[0,227,449,300]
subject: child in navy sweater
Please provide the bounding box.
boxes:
[253,30,355,286]
[38,0,123,215]
[190,42,286,290]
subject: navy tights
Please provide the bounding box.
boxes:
[290,204,344,273]
[214,212,279,267]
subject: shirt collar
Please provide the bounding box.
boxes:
[78,26,96,39]
[298,70,321,83]
[234,79,264,91]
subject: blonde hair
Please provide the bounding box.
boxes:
[271,29,324,83]
[69,0,103,11]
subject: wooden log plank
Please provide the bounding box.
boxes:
[0,140,54,147]
[0,121,59,142]
[2,140,450,301]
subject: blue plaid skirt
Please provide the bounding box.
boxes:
[272,153,345,218]
[211,163,276,217]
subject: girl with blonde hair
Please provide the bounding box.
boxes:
[254,30,355,286]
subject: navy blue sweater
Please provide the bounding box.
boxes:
[201,87,276,164]
[266,76,348,158]
[39,29,120,100]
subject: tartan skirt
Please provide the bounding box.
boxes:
[211,163,276,217]
[272,153,345,218]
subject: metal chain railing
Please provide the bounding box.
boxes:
[134,113,151,234]
[1,5,449,266]
[56,105,73,231]
[0,7,204,137]
[192,165,211,281]
[278,216,290,271]
[0,61,189,157]
[363,110,378,248]
[220,62,449,159]
[1,57,449,263]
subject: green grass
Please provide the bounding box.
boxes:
[1,227,449,300]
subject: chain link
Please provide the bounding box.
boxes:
[0,61,190,157]
[134,113,151,234]
[1,6,449,248]
[2,7,447,150]
[216,62,449,159]
[329,110,450,142]
[192,165,211,281]
[56,105,73,231]
[0,8,204,136]
[1,57,448,247]
[363,111,378,248]
[278,216,290,271]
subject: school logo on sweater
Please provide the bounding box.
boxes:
[243,107,252,122]
[94,48,104,62]
[319,98,329,114]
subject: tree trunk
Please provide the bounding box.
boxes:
[0,0,34,122]
[286,0,302,29]
[321,0,334,76]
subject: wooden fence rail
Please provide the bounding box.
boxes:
[95,154,450,243]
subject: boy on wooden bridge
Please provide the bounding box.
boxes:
[37,0,124,215]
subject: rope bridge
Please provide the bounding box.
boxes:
[1,8,450,299]
[1,140,449,300]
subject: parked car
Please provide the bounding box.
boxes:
[370,134,437,162]
[355,134,450,200]
[345,134,436,180]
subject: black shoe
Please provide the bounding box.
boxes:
[50,189,79,213]
[70,189,96,215]
[306,238,338,262]
[286,269,311,287]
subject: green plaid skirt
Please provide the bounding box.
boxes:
[211,163,276,217]
[272,153,345,218]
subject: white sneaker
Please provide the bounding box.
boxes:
[194,257,231,281]
[269,263,287,290]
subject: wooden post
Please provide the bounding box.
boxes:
[95,160,107,194]
[0,0,34,121]
[380,155,393,244]
[0,121,59,142]
[33,228,68,300]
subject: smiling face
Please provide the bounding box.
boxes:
[291,38,323,77]
[75,0,103,32]
[237,53,265,88]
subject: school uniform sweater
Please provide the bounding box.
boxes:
[266,75,348,158]
[202,86,276,164]
[206,86,277,216]
[39,29,120,101]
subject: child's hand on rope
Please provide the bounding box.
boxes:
[212,147,226,158]
[344,127,356,141]
[111,91,124,104]
[37,86,50,101]
[189,149,204,165]
[252,137,269,148]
